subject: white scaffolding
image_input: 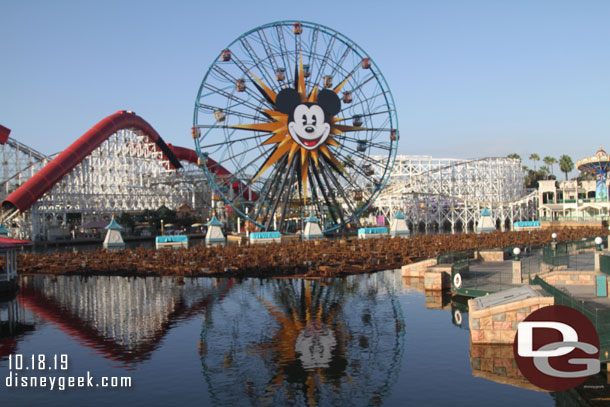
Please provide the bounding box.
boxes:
[3,129,210,240]
[372,155,538,233]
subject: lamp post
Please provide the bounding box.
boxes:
[512,247,523,284]
[551,232,557,242]
[595,236,603,251]
[513,247,521,261]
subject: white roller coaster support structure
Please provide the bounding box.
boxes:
[4,129,210,240]
[371,155,538,233]
[0,137,48,200]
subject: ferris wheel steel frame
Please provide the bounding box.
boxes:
[193,20,398,233]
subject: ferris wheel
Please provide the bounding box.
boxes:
[193,20,398,233]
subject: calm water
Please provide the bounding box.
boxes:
[0,271,604,406]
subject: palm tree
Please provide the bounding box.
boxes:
[543,156,557,179]
[559,155,574,180]
[507,153,521,160]
[529,153,540,172]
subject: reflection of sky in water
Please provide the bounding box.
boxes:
[0,271,592,406]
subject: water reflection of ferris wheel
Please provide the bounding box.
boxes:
[199,274,405,405]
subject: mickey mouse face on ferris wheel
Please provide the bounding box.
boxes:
[276,88,341,151]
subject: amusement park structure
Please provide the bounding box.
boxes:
[0,21,541,240]
[373,155,538,233]
[193,20,398,233]
[0,111,223,240]
[538,147,610,223]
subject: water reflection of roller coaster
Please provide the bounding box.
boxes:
[3,275,233,365]
[372,155,538,233]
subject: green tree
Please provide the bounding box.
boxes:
[529,153,540,172]
[525,169,546,189]
[577,170,595,181]
[558,155,574,180]
[507,153,521,160]
[118,212,135,233]
[156,205,177,230]
[543,156,557,179]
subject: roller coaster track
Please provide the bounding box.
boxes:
[378,156,511,197]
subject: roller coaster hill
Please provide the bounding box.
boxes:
[0,111,256,241]
[0,110,537,242]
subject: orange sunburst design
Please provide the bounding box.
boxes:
[230,54,363,202]
[251,280,349,406]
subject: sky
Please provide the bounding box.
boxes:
[1,0,609,178]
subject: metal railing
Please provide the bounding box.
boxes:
[601,254,610,276]
[532,275,610,362]
[539,215,610,222]
[437,249,475,265]
[450,259,504,297]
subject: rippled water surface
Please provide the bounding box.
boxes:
[0,271,603,406]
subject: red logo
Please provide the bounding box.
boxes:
[513,305,600,391]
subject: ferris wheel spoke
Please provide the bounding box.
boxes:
[346,73,376,95]
[196,106,265,123]
[310,164,340,226]
[334,144,384,167]
[306,26,319,81]
[335,110,392,122]
[239,38,276,88]
[197,133,267,150]
[257,30,283,85]
[316,163,347,226]
[306,170,327,224]
[207,141,272,173]
[202,83,263,113]
[229,52,281,110]
[339,90,388,114]
[318,161,361,225]
[311,34,337,90]
[251,155,289,223]
[327,45,353,80]
[263,158,295,230]
[274,25,294,86]
[224,151,278,204]
[333,135,392,150]
[211,65,274,109]
[331,149,381,185]
[277,161,299,232]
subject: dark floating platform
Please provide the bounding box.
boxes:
[18,227,607,279]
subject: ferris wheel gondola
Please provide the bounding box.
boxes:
[193,20,398,233]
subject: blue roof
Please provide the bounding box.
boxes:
[480,208,492,216]
[206,216,223,227]
[394,210,405,219]
[305,213,320,223]
[105,218,123,230]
